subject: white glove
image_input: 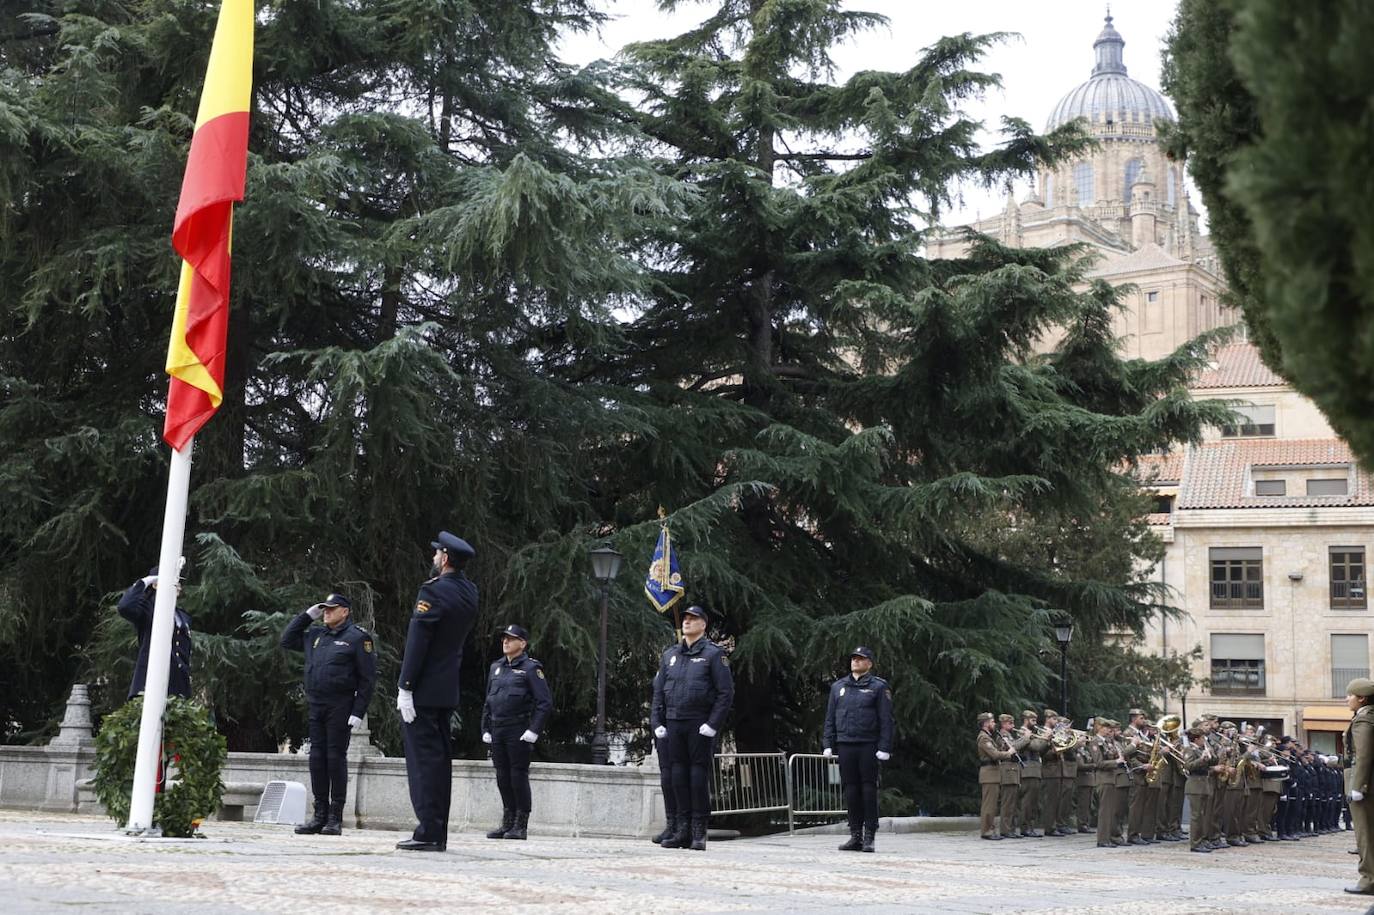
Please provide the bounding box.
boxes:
[306,603,324,620]
[698,723,717,738]
[482,732,493,744]
[876,750,891,761]
[654,726,667,739]
[347,715,362,730]
[396,688,416,724]
[140,575,159,588]
[1353,789,1365,802]
[520,730,538,743]
[822,747,834,758]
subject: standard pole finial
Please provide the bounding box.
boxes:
[657,505,667,520]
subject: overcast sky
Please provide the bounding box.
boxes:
[559,0,1196,229]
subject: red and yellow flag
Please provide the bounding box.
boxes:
[163,0,254,450]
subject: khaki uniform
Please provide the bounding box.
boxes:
[976,729,1005,838]
[1345,704,1374,891]
[1019,731,1050,836]
[1094,735,1123,846]
[1123,726,1150,842]
[1054,742,1080,833]
[1259,750,1284,839]
[998,730,1029,836]
[1074,742,1096,831]
[1242,753,1263,840]
[1167,742,1188,837]
[1183,741,1214,850]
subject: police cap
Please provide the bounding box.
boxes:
[683,605,709,621]
[321,592,351,609]
[1347,677,1374,697]
[850,646,875,661]
[431,531,476,562]
[501,623,530,642]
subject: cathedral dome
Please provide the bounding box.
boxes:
[1045,14,1175,132]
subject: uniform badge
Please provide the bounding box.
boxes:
[313,636,321,649]
[363,640,373,654]
[669,656,677,666]
[494,667,501,677]
[720,656,729,666]
[840,687,846,696]
[536,669,545,679]
[415,600,431,614]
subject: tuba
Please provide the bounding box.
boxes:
[1145,714,1182,785]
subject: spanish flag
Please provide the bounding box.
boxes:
[163,0,253,451]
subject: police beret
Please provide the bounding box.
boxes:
[1348,677,1374,697]
[977,712,995,723]
[997,713,1014,723]
[430,530,476,560]
[1127,708,1145,717]
[321,592,351,609]
[1021,709,1038,718]
[683,605,709,621]
[501,623,530,642]
[850,646,875,661]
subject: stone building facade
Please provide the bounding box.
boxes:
[931,13,1374,748]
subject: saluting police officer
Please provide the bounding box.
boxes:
[652,605,734,851]
[117,562,193,702]
[280,592,377,835]
[822,647,894,853]
[481,624,552,841]
[395,531,479,852]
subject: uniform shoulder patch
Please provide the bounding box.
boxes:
[363,639,374,654]
[536,669,545,679]
[415,600,431,614]
[719,654,729,666]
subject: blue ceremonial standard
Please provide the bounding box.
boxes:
[644,525,685,613]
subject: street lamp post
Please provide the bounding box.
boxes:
[589,543,623,766]
[1054,619,1074,718]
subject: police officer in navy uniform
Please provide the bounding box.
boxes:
[117,563,193,702]
[481,623,552,841]
[652,605,734,851]
[394,531,479,852]
[281,592,377,836]
[822,647,894,853]
[649,664,677,844]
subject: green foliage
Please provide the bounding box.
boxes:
[1163,0,1374,468]
[92,696,226,837]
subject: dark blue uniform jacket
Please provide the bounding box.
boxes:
[117,580,193,701]
[652,638,734,732]
[281,612,378,719]
[398,570,478,708]
[480,653,553,734]
[822,672,895,752]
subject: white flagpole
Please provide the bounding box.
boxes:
[125,436,195,835]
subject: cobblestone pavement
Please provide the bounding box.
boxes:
[1,812,1370,914]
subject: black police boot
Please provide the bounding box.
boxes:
[320,802,344,836]
[661,817,692,849]
[295,804,327,835]
[838,827,863,852]
[487,808,515,839]
[861,826,876,853]
[503,811,529,840]
[652,814,677,844]
[689,816,708,851]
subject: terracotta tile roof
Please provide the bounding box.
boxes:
[1177,438,1374,509]
[1135,452,1184,485]
[1192,343,1286,389]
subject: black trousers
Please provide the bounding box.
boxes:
[656,735,675,818]
[837,741,880,832]
[667,718,713,817]
[490,727,533,813]
[307,697,352,811]
[402,705,453,844]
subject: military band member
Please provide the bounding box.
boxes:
[1164,728,1188,841]
[481,624,552,841]
[653,605,734,851]
[1183,727,1215,852]
[1218,720,1247,846]
[822,647,894,853]
[1122,710,1153,845]
[281,592,377,836]
[1017,710,1048,838]
[1257,742,1285,840]
[1241,737,1263,843]
[996,714,1028,838]
[1344,677,1374,895]
[1038,710,1067,837]
[1073,723,1096,833]
[1094,718,1124,847]
[976,712,1009,840]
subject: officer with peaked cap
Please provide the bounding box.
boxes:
[481,623,553,841]
[116,561,193,702]
[822,647,895,852]
[395,531,479,852]
[281,592,376,836]
[1344,677,1374,894]
[653,605,733,851]
[975,712,1009,839]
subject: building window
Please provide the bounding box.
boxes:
[1124,157,1144,200]
[1073,162,1094,206]
[1044,174,1055,209]
[1210,633,1266,695]
[1331,547,1367,610]
[1152,494,1175,515]
[1332,634,1370,698]
[1254,480,1286,496]
[1210,547,1263,609]
[1167,167,1176,206]
[1308,478,1348,496]
[1220,404,1275,438]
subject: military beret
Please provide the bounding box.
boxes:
[997,714,1014,723]
[1021,709,1038,718]
[501,623,530,641]
[1043,709,1060,719]
[683,605,710,621]
[430,530,476,561]
[977,712,995,724]
[1127,708,1145,717]
[850,646,875,661]
[321,592,351,609]
[1347,677,1374,698]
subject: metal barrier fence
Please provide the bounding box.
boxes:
[710,752,789,816]
[785,753,846,834]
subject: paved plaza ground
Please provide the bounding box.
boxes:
[1,811,1370,913]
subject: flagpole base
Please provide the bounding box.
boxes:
[123,825,163,838]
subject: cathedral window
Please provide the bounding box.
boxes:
[1073,162,1093,205]
[1166,168,1176,206]
[1124,158,1144,200]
